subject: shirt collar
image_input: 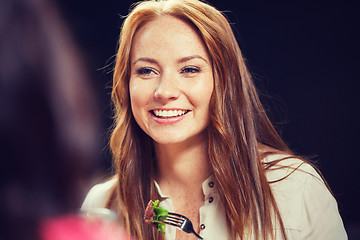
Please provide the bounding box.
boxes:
[154,175,217,199]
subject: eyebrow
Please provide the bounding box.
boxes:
[133,57,158,65]
[178,55,209,64]
[132,55,209,65]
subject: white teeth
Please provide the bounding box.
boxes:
[153,109,187,118]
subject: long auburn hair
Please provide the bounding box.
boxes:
[108,0,294,239]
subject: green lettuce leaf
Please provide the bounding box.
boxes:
[152,200,169,234]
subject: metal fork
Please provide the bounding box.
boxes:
[153,212,203,239]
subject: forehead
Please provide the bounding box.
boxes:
[131,15,209,60]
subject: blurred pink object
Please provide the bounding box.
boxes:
[40,215,132,240]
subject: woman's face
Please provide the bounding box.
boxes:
[129,15,214,145]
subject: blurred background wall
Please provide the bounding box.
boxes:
[8,0,358,238]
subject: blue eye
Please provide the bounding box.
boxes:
[136,68,155,75]
[181,66,200,74]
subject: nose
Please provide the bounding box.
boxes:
[154,72,180,101]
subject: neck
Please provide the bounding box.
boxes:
[154,133,211,191]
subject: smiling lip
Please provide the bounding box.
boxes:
[150,109,190,124]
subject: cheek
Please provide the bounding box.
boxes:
[190,77,214,108]
[205,75,215,105]
[129,79,146,116]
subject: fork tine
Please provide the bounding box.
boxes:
[152,220,180,228]
[168,212,186,219]
[165,217,183,225]
[166,213,187,229]
[166,215,184,222]
[167,212,187,225]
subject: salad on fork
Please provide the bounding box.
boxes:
[144,200,203,239]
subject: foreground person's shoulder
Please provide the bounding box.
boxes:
[81,176,117,210]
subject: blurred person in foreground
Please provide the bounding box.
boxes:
[81,0,347,239]
[0,0,130,239]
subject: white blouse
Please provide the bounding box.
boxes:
[81,157,347,240]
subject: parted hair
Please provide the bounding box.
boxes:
[108,0,293,239]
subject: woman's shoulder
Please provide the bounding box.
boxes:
[263,153,327,202]
[81,176,117,211]
[263,153,347,239]
[263,153,321,184]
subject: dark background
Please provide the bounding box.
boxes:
[55,0,360,237]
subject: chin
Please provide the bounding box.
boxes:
[151,130,207,146]
[152,135,188,145]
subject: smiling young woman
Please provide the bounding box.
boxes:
[81,0,347,240]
